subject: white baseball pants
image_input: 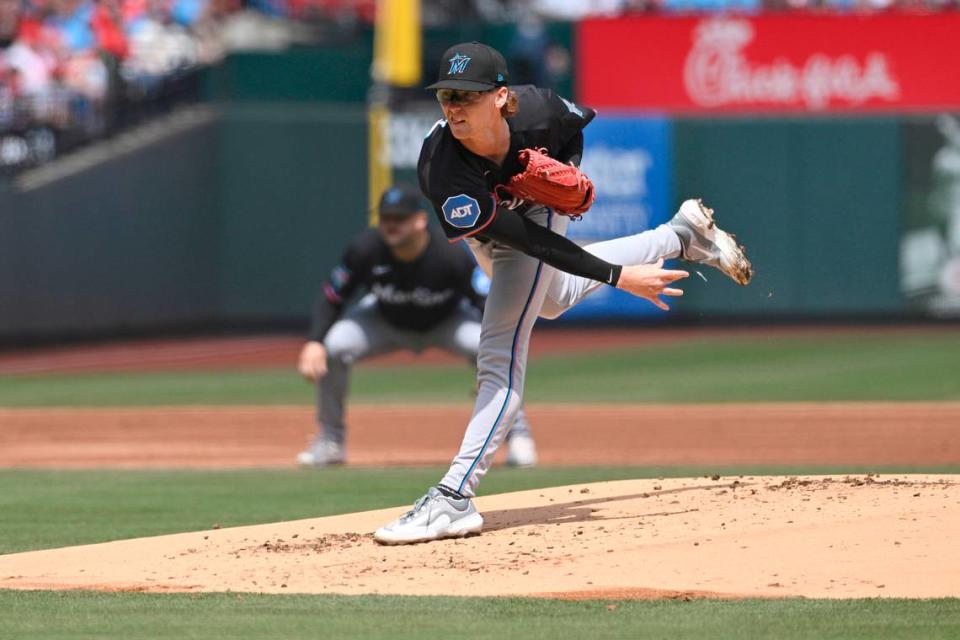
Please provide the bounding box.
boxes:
[441,209,681,496]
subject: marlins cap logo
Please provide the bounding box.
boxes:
[384,188,403,204]
[447,53,471,75]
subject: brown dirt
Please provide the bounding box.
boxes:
[1,475,957,599]
[2,402,959,468]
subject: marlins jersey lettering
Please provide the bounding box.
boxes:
[418,85,596,242]
[309,228,484,342]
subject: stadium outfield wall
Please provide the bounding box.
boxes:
[0,104,945,340]
[2,15,959,340]
[574,13,960,320]
[0,103,369,341]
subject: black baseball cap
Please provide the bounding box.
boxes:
[378,184,424,217]
[426,42,509,91]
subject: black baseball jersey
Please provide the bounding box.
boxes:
[418,85,596,242]
[308,227,483,342]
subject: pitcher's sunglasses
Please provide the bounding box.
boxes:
[436,88,493,106]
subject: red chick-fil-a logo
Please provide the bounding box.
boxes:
[683,18,900,110]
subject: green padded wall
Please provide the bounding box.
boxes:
[0,97,919,340]
[215,103,369,320]
[674,118,903,316]
[0,121,220,338]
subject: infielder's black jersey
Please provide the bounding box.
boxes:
[308,228,483,342]
[418,85,596,242]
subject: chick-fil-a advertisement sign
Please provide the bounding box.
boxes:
[578,14,960,113]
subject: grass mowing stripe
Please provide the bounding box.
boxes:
[0,369,322,407]
[2,333,959,406]
[524,334,960,403]
[2,465,957,555]
[1,591,958,640]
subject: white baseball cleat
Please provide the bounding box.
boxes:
[374,486,483,545]
[506,433,538,467]
[296,438,345,467]
[668,198,753,286]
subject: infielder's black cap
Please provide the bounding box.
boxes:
[426,42,509,91]
[378,184,424,217]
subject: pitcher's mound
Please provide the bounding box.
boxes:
[1,475,957,599]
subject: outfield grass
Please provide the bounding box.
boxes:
[2,333,959,406]
[2,590,958,640]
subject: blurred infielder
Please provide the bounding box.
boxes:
[298,184,538,467]
[373,42,752,544]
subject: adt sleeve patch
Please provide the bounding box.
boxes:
[442,194,482,229]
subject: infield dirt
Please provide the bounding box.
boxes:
[1,475,957,599]
[2,403,959,468]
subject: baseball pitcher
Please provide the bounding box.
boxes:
[372,42,753,544]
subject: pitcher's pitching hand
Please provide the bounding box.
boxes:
[616,259,689,310]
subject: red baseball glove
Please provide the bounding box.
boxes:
[503,148,595,217]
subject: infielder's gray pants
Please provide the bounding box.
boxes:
[441,210,682,496]
[318,294,533,445]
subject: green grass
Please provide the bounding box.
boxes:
[2,333,959,406]
[2,465,957,556]
[1,591,958,640]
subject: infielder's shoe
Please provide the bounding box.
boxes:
[668,199,753,285]
[506,433,538,467]
[373,486,483,545]
[296,438,345,467]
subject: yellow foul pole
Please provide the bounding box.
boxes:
[369,0,421,225]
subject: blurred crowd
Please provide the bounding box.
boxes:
[1,0,958,172]
[0,0,223,170]
[0,0,390,171]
